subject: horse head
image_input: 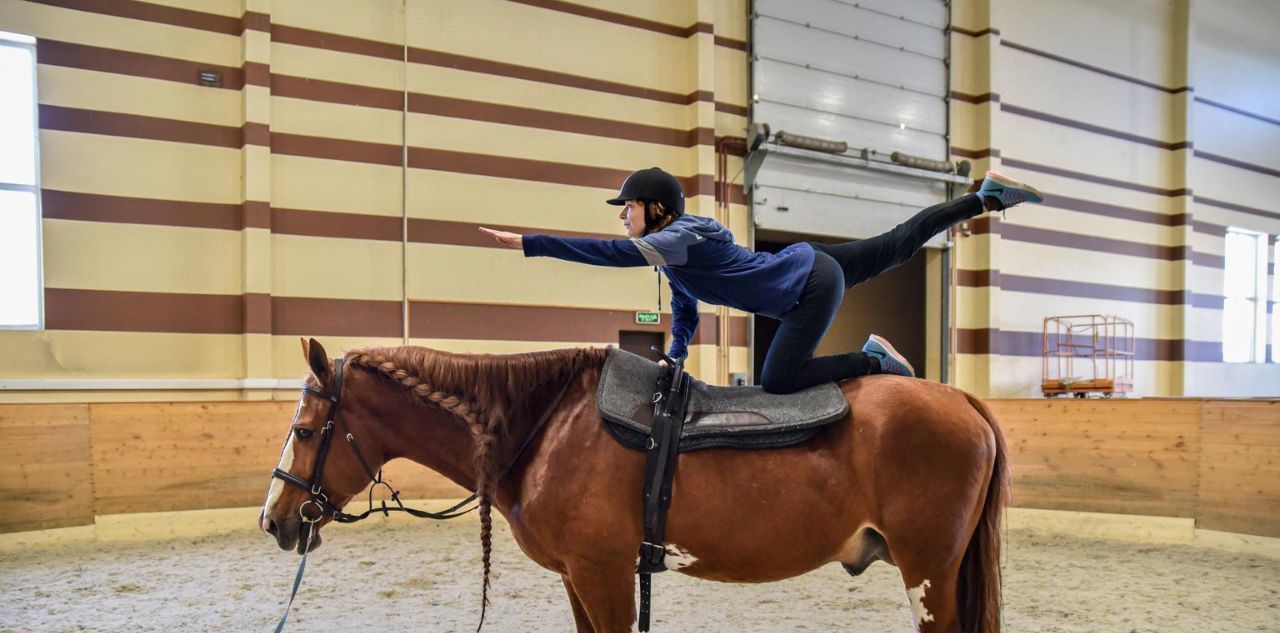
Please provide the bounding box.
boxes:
[259,338,388,554]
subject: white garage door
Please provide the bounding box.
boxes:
[750,0,956,244]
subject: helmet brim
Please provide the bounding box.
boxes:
[605,197,628,206]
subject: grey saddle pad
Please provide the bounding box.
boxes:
[596,348,850,452]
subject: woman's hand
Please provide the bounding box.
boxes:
[479,227,523,249]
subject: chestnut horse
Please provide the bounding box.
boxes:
[261,339,1008,633]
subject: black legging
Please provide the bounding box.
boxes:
[758,193,985,394]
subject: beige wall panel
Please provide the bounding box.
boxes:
[1191,0,1280,121]
[953,352,993,396]
[1189,267,1224,297]
[0,405,93,532]
[273,0,405,45]
[1,2,239,64]
[39,67,242,126]
[143,0,241,16]
[407,243,657,310]
[997,165,1180,214]
[1015,206,1184,248]
[408,114,699,176]
[1188,363,1280,398]
[950,35,991,96]
[954,286,996,330]
[999,240,1180,289]
[558,0,695,26]
[0,390,260,405]
[996,116,1179,191]
[407,339,608,355]
[954,234,996,271]
[1191,161,1280,227]
[40,132,241,203]
[407,66,693,129]
[1193,102,1280,170]
[271,43,403,92]
[409,0,695,94]
[714,0,748,41]
[89,401,294,514]
[714,112,747,136]
[999,0,1177,86]
[998,50,1177,143]
[950,102,995,151]
[0,332,242,379]
[1188,307,1226,343]
[714,46,748,105]
[273,155,402,215]
[272,235,404,301]
[272,336,405,379]
[1198,401,1280,537]
[997,292,1174,339]
[409,171,620,233]
[1188,232,1224,258]
[270,97,403,145]
[43,221,243,295]
[989,397,1201,515]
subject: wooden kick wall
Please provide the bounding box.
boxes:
[2,398,1277,539]
[0,0,751,403]
[950,0,1280,398]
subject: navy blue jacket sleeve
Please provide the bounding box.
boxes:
[522,234,648,267]
[667,277,699,361]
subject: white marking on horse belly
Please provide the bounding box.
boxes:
[663,544,698,570]
[907,579,935,630]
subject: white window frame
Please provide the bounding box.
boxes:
[0,30,43,330]
[1272,238,1279,363]
[1222,227,1267,363]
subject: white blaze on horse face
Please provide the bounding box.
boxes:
[907,579,935,630]
[663,544,698,570]
[263,396,305,517]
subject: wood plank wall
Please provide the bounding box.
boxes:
[1,398,1276,537]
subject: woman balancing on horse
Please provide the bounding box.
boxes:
[481,167,1042,392]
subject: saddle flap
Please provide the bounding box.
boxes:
[596,348,849,449]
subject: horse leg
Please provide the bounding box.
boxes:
[561,575,596,633]
[564,563,636,633]
[894,558,962,633]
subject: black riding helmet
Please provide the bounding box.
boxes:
[606,167,685,216]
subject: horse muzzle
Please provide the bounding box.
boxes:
[261,511,324,554]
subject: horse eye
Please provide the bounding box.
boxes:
[295,428,314,440]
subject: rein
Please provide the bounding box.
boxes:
[270,356,575,632]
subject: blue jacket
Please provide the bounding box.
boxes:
[522,215,815,359]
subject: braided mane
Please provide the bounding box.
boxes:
[344,344,609,627]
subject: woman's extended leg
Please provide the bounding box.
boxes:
[811,194,984,289]
[759,251,879,394]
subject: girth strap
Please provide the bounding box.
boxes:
[637,359,691,632]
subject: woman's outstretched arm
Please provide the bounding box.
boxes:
[480,227,648,267]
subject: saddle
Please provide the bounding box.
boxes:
[595,347,851,632]
[596,347,850,452]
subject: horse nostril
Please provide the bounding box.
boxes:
[265,518,278,536]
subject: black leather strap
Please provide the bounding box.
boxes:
[637,362,690,631]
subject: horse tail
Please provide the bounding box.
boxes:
[957,393,1010,633]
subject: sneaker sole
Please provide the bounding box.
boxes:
[984,170,1044,203]
[869,334,916,377]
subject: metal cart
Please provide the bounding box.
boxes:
[1042,314,1135,398]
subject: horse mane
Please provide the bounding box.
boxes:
[344,344,609,626]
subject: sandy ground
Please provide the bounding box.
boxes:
[1,517,1277,633]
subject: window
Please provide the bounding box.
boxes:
[1222,228,1267,362]
[1272,239,1279,363]
[0,31,42,330]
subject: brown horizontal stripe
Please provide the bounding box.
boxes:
[407,46,709,106]
[38,39,244,90]
[242,11,270,33]
[716,101,749,117]
[243,61,270,87]
[955,269,998,287]
[1002,103,1191,150]
[45,289,244,334]
[956,328,1220,362]
[244,201,271,230]
[272,208,401,242]
[1190,251,1225,268]
[998,223,1194,262]
[1043,192,1186,226]
[1194,196,1280,222]
[1194,150,1280,179]
[957,268,1231,308]
[950,26,1000,37]
[714,35,748,52]
[28,0,242,35]
[408,219,612,247]
[950,91,1000,104]
[507,0,715,40]
[271,74,402,109]
[42,190,243,231]
[269,24,400,60]
[950,146,1001,159]
[243,122,270,147]
[272,132,402,166]
[273,296,403,338]
[1001,40,1191,94]
[39,104,242,148]
[1000,157,1191,197]
[1194,96,1280,127]
[244,292,271,334]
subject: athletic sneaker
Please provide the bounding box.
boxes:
[862,334,915,378]
[975,171,1044,211]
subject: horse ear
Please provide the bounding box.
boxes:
[307,338,330,381]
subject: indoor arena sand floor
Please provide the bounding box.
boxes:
[1,516,1277,632]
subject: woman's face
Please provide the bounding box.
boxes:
[619,200,645,238]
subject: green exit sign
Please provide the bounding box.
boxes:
[635,311,660,325]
